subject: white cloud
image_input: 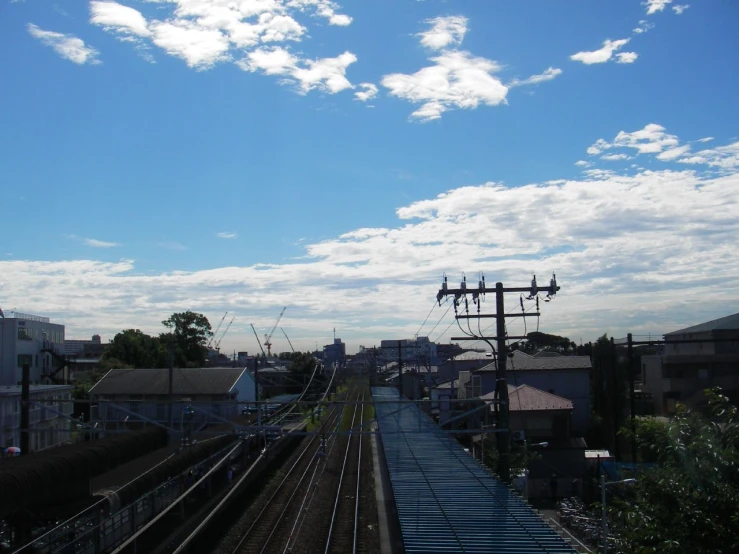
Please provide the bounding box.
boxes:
[417,15,468,50]
[149,19,231,68]
[574,160,592,167]
[6,150,738,352]
[656,144,691,161]
[217,232,238,239]
[354,83,378,102]
[508,67,562,87]
[672,4,689,14]
[644,0,672,15]
[382,50,508,121]
[84,238,120,248]
[90,1,151,37]
[678,142,739,171]
[615,52,638,64]
[588,124,682,158]
[600,153,631,161]
[286,0,352,26]
[27,23,100,65]
[695,137,714,143]
[87,0,355,94]
[633,20,654,34]
[570,38,631,65]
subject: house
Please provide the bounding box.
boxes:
[642,313,739,415]
[1,384,73,451]
[0,311,66,386]
[437,350,494,382]
[89,367,257,430]
[459,350,592,434]
[428,378,458,424]
[481,384,573,440]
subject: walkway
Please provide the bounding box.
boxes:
[372,387,577,554]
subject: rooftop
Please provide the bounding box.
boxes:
[477,350,591,371]
[481,384,574,411]
[452,350,493,361]
[0,384,72,396]
[666,312,739,336]
[89,367,250,396]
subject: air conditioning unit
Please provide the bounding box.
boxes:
[513,430,526,442]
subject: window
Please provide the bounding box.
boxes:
[17,328,31,340]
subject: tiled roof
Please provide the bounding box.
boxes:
[89,368,248,396]
[666,312,739,335]
[477,350,591,371]
[480,384,573,411]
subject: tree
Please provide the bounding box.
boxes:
[161,311,212,367]
[611,388,739,553]
[103,329,167,369]
[286,352,317,375]
[521,332,576,354]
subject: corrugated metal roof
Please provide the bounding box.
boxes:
[665,312,739,335]
[89,368,249,396]
[373,387,577,553]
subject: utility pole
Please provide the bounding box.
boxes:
[610,337,620,460]
[397,341,403,397]
[168,343,174,434]
[437,273,559,483]
[627,333,637,461]
[21,363,30,455]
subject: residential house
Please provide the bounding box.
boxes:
[89,367,257,430]
[460,350,592,434]
[437,350,494,382]
[642,313,739,415]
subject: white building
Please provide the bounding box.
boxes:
[1,384,74,451]
[380,337,437,365]
[0,311,66,386]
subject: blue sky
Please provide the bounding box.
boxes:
[1,0,737,354]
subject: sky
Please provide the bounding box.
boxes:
[0,0,738,355]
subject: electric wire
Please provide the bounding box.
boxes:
[426,299,452,338]
[415,299,438,337]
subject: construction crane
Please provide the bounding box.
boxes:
[263,307,286,356]
[207,311,228,349]
[281,327,295,353]
[251,324,266,356]
[214,316,235,351]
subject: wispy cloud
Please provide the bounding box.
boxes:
[216,232,238,239]
[27,24,100,65]
[570,38,632,65]
[633,20,655,34]
[84,238,120,248]
[508,67,563,87]
[615,52,638,64]
[672,4,689,14]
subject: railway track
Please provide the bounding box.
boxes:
[324,391,366,554]
[228,406,341,554]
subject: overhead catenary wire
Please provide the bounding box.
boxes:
[415,299,439,337]
[426,299,452,338]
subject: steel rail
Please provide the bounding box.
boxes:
[352,393,364,554]
[229,408,340,554]
[324,392,361,554]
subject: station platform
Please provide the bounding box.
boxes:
[372,387,577,554]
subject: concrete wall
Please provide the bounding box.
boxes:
[0,318,65,386]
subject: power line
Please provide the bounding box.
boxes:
[414,299,438,337]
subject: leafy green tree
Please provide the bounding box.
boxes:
[103,329,167,368]
[161,311,212,367]
[611,388,739,553]
[522,332,577,354]
[287,352,317,375]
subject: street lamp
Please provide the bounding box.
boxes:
[601,475,636,554]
